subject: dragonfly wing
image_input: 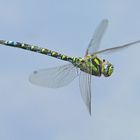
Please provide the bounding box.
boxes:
[95,40,140,55]
[29,64,79,88]
[85,19,108,55]
[79,71,92,115]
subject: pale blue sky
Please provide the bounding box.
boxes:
[0,0,140,140]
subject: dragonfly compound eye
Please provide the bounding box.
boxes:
[102,63,114,77]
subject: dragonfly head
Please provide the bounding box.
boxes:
[102,59,114,77]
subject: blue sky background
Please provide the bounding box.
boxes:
[0,0,140,140]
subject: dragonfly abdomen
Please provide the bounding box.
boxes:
[0,40,75,63]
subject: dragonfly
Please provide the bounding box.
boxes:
[0,19,140,115]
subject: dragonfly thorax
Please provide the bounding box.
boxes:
[74,56,101,76]
[74,55,114,77]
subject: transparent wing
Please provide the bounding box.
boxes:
[79,71,92,115]
[95,40,140,55]
[29,64,79,88]
[85,19,108,55]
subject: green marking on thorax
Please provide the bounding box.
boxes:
[94,58,100,65]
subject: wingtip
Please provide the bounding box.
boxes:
[102,18,108,22]
[102,19,109,25]
[88,103,92,116]
[0,40,6,45]
[89,110,92,116]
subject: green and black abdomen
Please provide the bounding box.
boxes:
[0,40,75,63]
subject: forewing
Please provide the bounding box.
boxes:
[29,64,79,88]
[85,19,108,55]
[95,40,140,55]
[79,71,92,115]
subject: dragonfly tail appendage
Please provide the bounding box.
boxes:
[0,40,75,63]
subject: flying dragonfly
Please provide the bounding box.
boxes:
[0,19,140,115]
